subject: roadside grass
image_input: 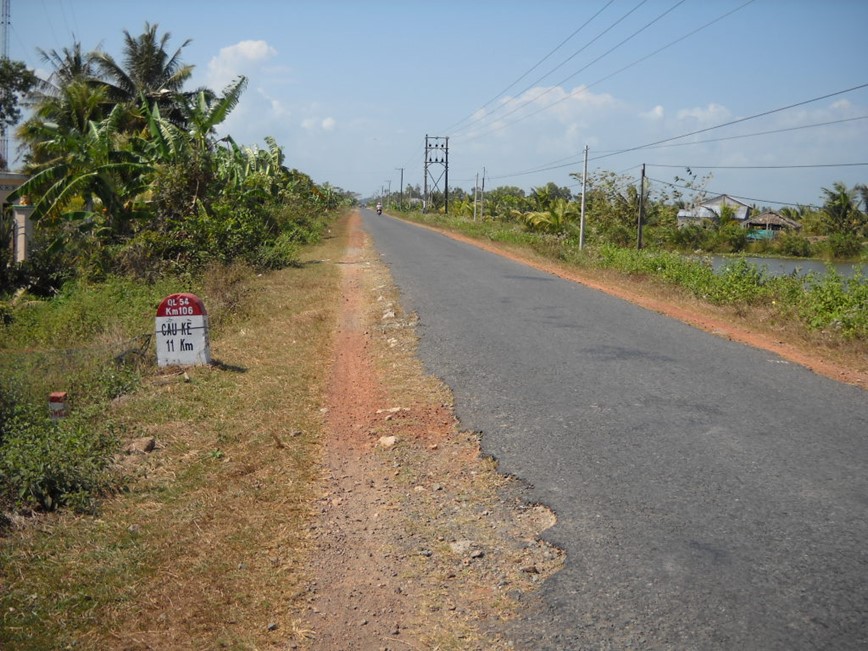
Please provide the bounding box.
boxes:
[0,220,346,648]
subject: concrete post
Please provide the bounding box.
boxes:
[12,204,33,263]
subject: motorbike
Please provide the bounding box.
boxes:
[376,205,382,215]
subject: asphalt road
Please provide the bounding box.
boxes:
[359,209,868,650]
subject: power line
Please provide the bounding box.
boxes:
[644,175,823,209]
[488,114,868,182]
[489,110,868,184]
[452,0,664,139]
[647,162,868,170]
[441,0,616,135]
[592,82,868,163]
[637,115,868,150]
[455,0,756,144]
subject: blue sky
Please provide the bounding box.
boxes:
[8,0,868,207]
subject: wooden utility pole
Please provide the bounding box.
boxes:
[637,163,645,250]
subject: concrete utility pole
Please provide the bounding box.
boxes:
[396,167,404,209]
[424,135,449,213]
[580,145,588,250]
[637,163,645,250]
[480,166,485,219]
[473,172,479,221]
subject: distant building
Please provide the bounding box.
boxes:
[677,194,752,227]
[744,211,801,232]
[743,211,802,240]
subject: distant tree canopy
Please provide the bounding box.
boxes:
[2,23,354,296]
[0,59,37,129]
[0,58,38,168]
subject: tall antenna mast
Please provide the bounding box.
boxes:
[0,0,11,169]
[0,0,9,59]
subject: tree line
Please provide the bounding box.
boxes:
[380,173,867,260]
[1,23,355,297]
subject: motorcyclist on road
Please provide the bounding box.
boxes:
[376,202,382,215]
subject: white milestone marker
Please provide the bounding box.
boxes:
[155,293,212,367]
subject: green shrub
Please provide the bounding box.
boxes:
[1,275,183,350]
[714,223,748,253]
[0,404,118,513]
[254,231,301,270]
[3,237,76,298]
[799,268,867,338]
[746,238,773,255]
[707,258,767,305]
[824,233,863,259]
[775,232,813,257]
[671,223,706,251]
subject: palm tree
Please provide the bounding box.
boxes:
[92,23,196,127]
[35,42,98,92]
[16,42,108,166]
[523,198,580,234]
[821,182,865,236]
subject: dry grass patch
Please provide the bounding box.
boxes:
[1,226,348,650]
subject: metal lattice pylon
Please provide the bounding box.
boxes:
[1,0,11,169]
[423,135,448,213]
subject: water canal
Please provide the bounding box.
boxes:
[708,255,863,279]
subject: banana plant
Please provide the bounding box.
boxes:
[13,104,153,235]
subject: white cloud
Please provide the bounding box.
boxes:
[676,103,731,125]
[301,116,337,132]
[206,39,278,90]
[464,85,617,144]
[641,105,665,120]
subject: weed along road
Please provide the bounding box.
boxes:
[358,209,868,650]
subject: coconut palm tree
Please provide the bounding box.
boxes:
[35,42,98,92]
[822,182,865,236]
[523,198,580,234]
[92,22,197,128]
[16,42,109,166]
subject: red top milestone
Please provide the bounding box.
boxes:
[156,293,207,318]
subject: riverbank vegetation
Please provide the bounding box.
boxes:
[388,171,866,344]
[381,172,867,261]
[1,24,353,517]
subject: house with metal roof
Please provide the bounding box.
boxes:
[676,194,752,227]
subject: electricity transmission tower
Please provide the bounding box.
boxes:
[423,135,448,213]
[1,0,10,169]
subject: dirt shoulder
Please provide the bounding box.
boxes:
[304,211,563,649]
